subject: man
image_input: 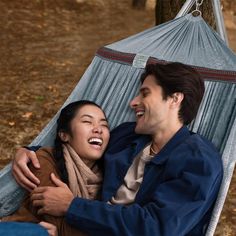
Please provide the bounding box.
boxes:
[11,62,223,235]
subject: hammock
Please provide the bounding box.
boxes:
[0,13,235,235]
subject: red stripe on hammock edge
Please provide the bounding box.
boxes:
[96,47,236,83]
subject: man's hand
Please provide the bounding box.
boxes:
[39,221,58,236]
[31,173,74,216]
[12,147,41,191]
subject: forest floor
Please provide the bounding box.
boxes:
[0,0,235,235]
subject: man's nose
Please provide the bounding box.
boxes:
[130,95,140,109]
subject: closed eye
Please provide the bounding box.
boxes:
[140,88,150,98]
[101,123,109,128]
[82,120,92,124]
[142,92,149,97]
[141,91,150,98]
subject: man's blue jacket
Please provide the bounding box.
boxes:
[66,122,223,236]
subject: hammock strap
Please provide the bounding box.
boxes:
[192,0,204,16]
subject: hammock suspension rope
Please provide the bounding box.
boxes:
[192,0,203,16]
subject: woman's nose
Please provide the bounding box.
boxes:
[92,125,102,134]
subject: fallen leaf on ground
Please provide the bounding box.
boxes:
[22,112,33,119]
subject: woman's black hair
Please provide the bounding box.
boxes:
[54,100,105,184]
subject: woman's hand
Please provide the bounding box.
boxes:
[12,147,41,191]
[39,221,58,236]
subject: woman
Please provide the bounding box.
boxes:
[2,100,110,236]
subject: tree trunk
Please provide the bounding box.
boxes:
[155,0,216,29]
[132,0,147,9]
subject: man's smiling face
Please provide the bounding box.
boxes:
[130,75,172,135]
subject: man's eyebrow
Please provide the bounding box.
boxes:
[140,87,149,93]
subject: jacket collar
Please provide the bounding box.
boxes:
[128,126,191,165]
[130,135,151,157]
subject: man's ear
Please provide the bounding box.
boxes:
[58,131,70,142]
[171,92,184,108]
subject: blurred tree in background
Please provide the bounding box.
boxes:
[155,0,215,28]
[133,0,216,28]
[133,0,147,9]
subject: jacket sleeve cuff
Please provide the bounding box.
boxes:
[23,146,41,152]
[65,197,91,227]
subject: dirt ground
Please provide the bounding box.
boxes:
[0,0,235,234]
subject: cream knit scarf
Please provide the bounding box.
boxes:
[62,143,102,200]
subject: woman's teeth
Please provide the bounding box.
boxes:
[88,138,103,146]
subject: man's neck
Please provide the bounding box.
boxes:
[151,122,183,154]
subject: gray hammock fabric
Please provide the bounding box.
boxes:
[0,13,235,235]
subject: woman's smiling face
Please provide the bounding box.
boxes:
[60,104,110,166]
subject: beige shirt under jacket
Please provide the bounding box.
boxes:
[110,144,155,205]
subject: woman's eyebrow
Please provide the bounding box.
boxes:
[81,114,93,119]
[100,118,108,122]
[81,114,107,122]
